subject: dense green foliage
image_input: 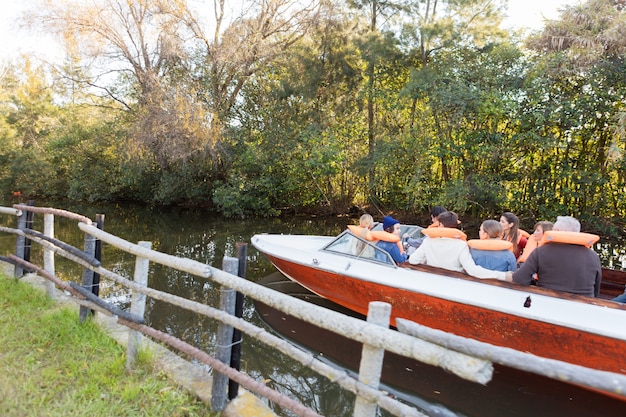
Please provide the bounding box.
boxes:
[1,0,625,232]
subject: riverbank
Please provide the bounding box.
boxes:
[0,267,276,417]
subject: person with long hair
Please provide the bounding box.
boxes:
[500,212,527,258]
[469,220,517,272]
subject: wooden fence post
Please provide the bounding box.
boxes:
[92,214,105,297]
[126,241,151,370]
[228,242,247,400]
[23,200,34,265]
[353,301,391,417]
[211,256,238,412]
[79,221,98,322]
[14,200,35,278]
[43,213,56,298]
[14,209,26,278]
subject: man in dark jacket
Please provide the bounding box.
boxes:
[509,216,602,297]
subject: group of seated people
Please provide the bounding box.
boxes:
[352,208,625,303]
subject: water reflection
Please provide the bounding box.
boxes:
[0,201,623,417]
[249,347,358,417]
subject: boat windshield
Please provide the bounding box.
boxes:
[322,231,396,265]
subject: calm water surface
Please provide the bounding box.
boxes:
[0,200,624,417]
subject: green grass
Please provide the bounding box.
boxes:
[0,275,214,417]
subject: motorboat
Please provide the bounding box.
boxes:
[251,225,626,400]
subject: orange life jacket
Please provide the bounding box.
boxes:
[517,237,540,263]
[540,231,600,248]
[347,225,404,253]
[347,225,373,241]
[422,227,467,241]
[467,239,513,251]
[370,230,405,254]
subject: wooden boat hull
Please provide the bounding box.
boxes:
[264,253,626,374]
[255,272,626,416]
[251,232,626,402]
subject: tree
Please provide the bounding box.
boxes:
[25,0,326,206]
[400,0,508,67]
[26,0,208,169]
[177,0,323,121]
[215,8,369,215]
[401,43,526,217]
[345,1,412,196]
[526,0,626,71]
[521,0,626,220]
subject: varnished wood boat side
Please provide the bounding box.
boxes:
[266,254,626,376]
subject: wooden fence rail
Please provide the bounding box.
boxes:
[4,205,468,417]
[2,205,625,417]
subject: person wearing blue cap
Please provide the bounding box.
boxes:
[382,215,399,231]
[376,215,407,264]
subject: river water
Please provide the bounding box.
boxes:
[0,200,624,417]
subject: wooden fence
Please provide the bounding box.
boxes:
[1,204,625,417]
